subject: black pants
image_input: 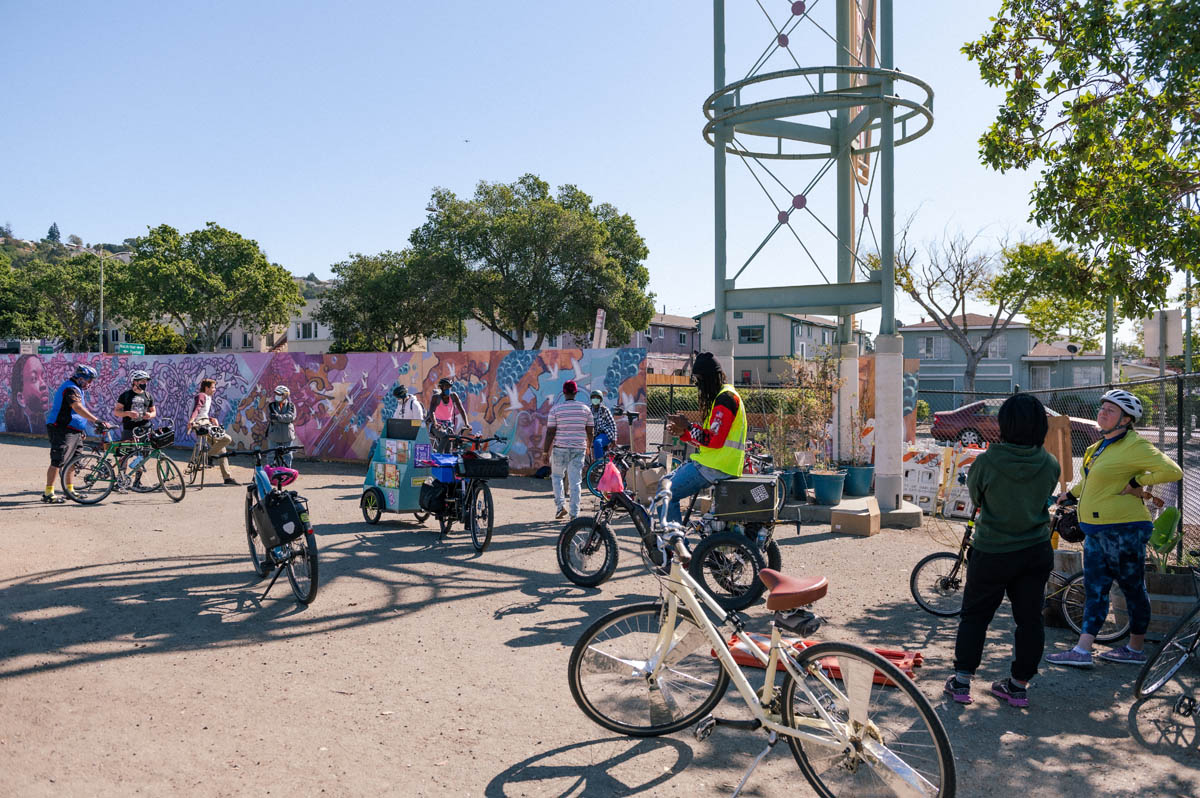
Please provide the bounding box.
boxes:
[953,540,1053,682]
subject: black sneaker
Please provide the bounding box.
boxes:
[990,679,1029,708]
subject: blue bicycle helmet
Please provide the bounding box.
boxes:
[73,364,98,381]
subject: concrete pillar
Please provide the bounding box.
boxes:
[836,343,859,463]
[874,333,904,511]
[708,333,735,385]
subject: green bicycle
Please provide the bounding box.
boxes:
[63,421,186,505]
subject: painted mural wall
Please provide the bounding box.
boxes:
[0,349,648,473]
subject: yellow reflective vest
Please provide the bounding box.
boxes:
[691,384,747,477]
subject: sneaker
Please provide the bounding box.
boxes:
[555,508,568,520]
[943,677,972,704]
[990,679,1029,708]
[1098,645,1148,664]
[40,494,66,504]
[1046,648,1094,668]
[223,477,238,485]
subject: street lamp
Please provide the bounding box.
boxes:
[96,250,119,354]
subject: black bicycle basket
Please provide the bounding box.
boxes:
[457,451,509,480]
[149,426,175,449]
[1053,505,1084,544]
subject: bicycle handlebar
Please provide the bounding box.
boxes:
[446,433,507,444]
[220,444,305,460]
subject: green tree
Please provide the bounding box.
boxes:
[314,251,459,352]
[45,222,61,243]
[965,0,1200,318]
[409,174,654,349]
[122,223,304,352]
[121,320,189,354]
[27,253,115,351]
[67,234,83,247]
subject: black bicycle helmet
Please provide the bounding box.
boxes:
[1052,504,1084,544]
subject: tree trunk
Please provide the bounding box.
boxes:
[963,352,981,394]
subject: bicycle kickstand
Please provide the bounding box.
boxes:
[731,729,777,798]
[693,716,775,798]
[260,563,285,601]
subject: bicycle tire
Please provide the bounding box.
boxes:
[245,490,270,578]
[413,511,430,523]
[781,641,956,798]
[557,516,619,587]
[584,458,607,498]
[285,532,319,605]
[688,531,767,611]
[909,552,966,617]
[468,481,494,553]
[62,452,116,505]
[185,442,202,486]
[1134,601,1200,698]
[155,456,185,503]
[567,602,730,737]
[1060,570,1130,643]
[118,451,160,493]
[361,488,383,525]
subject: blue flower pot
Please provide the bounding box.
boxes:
[842,465,875,497]
[809,470,846,506]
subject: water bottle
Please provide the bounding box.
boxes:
[756,526,769,550]
[128,453,146,471]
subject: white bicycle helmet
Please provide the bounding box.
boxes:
[1100,389,1143,420]
[274,385,290,397]
[130,370,150,382]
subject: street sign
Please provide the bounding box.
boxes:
[116,342,145,355]
[18,341,33,354]
[37,345,55,354]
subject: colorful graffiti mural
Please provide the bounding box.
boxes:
[0,349,649,474]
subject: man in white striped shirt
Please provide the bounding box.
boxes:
[543,380,593,520]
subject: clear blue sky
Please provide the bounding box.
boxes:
[5,0,1129,336]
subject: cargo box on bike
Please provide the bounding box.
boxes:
[457,451,509,480]
[430,453,459,483]
[712,475,780,523]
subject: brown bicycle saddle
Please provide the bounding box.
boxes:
[758,569,828,611]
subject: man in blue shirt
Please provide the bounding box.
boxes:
[43,363,105,503]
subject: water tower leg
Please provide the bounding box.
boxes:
[837,343,859,463]
[875,333,904,511]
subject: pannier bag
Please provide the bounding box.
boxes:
[418,479,449,515]
[712,475,780,523]
[149,426,175,449]
[252,490,308,549]
[457,451,509,480]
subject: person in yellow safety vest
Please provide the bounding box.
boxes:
[664,352,747,524]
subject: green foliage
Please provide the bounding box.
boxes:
[315,251,460,352]
[964,1,1200,318]
[916,399,931,422]
[121,320,189,355]
[27,253,115,351]
[985,241,1105,349]
[122,223,304,352]
[44,222,60,243]
[408,174,654,349]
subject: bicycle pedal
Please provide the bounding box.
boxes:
[693,715,716,741]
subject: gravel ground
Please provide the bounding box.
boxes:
[0,434,1196,797]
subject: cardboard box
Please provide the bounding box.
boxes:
[630,464,666,503]
[830,497,881,537]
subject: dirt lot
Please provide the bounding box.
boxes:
[1,434,1196,797]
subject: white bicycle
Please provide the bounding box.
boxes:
[567,489,956,797]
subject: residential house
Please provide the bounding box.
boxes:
[631,313,699,375]
[425,319,561,352]
[694,310,867,386]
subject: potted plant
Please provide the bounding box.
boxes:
[841,403,875,497]
[789,354,846,506]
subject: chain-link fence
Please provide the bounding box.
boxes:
[920,375,1199,563]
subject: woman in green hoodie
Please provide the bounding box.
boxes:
[944,393,1061,708]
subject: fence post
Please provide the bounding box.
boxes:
[1178,376,1185,563]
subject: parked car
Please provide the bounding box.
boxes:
[931,398,1102,454]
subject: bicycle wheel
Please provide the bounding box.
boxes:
[61,453,116,505]
[567,602,730,737]
[909,552,966,617]
[584,458,607,498]
[155,456,185,502]
[468,481,494,553]
[781,642,956,797]
[413,511,430,523]
[1061,570,1130,643]
[557,516,619,587]
[1135,602,1200,698]
[285,532,319,605]
[118,451,159,493]
[245,490,270,578]
[747,524,783,571]
[361,488,382,524]
[688,531,767,611]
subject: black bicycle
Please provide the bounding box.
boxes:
[419,433,508,553]
[1135,551,1200,712]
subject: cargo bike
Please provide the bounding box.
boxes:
[414,432,510,553]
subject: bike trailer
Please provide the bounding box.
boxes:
[712,475,780,523]
[149,426,175,449]
[430,453,459,484]
[253,490,309,548]
[457,451,509,480]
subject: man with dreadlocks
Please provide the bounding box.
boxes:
[663,352,747,524]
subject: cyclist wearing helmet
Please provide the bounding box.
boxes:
[43,363,105,503]
[1047,388,1183,668]
[114,370,157,440]
[589,389,617,461]
[267,385,298,467]
[425,377,468,453]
